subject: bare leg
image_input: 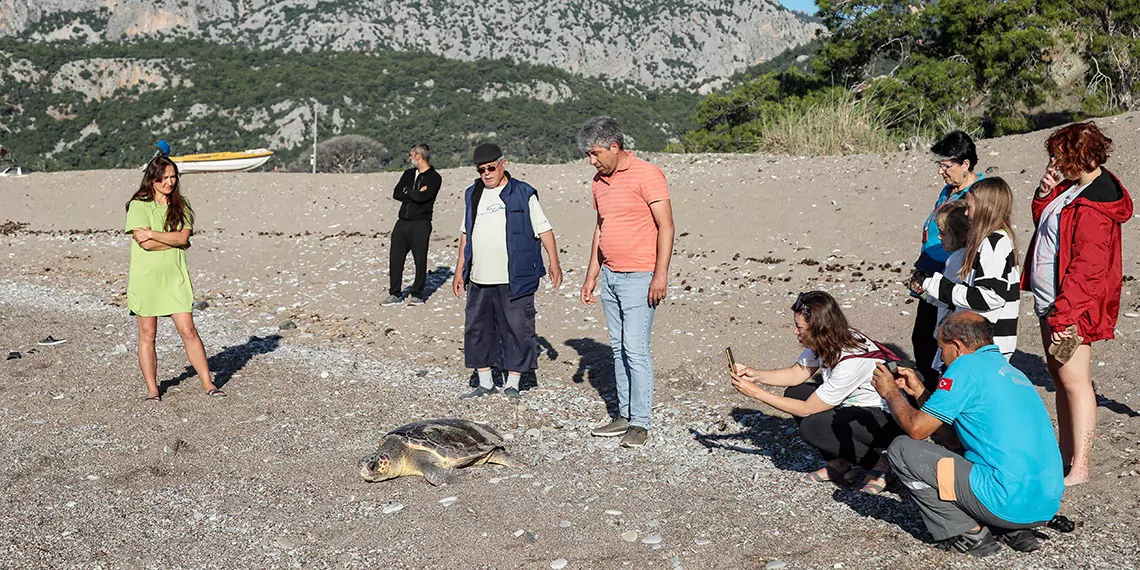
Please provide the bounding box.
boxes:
[136,316,159,398]
[1057,345,1094,486]
[1040,319,1094,486]
[171,312,217,393]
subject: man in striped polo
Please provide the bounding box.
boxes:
[576,116,675,448]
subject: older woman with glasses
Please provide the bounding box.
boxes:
[729,291,903,494]
[909,131,985,388]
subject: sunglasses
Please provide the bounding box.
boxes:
[476,163,499,174]
[791,292,811,318]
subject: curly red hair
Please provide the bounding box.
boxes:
[1045,121,1112,175]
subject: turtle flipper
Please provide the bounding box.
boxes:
[420,464,456,486]
[486,448,527,468]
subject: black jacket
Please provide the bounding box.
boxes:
[393,166,442,221]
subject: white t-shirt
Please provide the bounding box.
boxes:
[1031,183,1086,316]
[461,183,552,285]
[797,335,888,411]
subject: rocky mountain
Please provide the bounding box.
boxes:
[0,0,823,90]
[0,40,700,170]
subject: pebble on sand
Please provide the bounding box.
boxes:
[381,503,404,514]
[604,509,623,516]
[642,534,662,545]
[765,561,787,570]
[621,531,638,542]
[551,559,568,570]
[439,496,458,507]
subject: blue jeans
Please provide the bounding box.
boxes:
[600,267,656,428]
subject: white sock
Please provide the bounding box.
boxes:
[477,369,494,389]
[506,373,521,390]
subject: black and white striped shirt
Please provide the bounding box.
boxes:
[923,230,1021,358]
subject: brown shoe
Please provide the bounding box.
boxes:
[591,417,629,437]
[620,426,648,448]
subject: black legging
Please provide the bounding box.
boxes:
[911,299,941,391]
[784,383,904,469]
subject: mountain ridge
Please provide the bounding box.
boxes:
[0,0,823,89]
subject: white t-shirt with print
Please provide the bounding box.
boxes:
[461,183,552,285]
[1031,182,1087,316]
[796,335,888,411]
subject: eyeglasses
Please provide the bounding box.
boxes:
[791,292,811,318]
[476,164,499,174]
[935,160,958,171]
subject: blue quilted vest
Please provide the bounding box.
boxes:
[462,175,545,300]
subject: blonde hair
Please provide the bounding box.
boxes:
[935,200,969,253]
[960,177,1019,280]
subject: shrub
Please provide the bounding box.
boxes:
[300,134,390,173]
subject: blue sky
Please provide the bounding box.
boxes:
[779,0,817,15]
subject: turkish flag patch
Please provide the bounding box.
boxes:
[937,377,954,391]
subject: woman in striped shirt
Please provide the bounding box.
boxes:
[918,177,1021,359]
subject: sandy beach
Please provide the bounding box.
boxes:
[2,115,1139,568]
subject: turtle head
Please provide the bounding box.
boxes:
[359,452,395,482]
[362,451,403,483]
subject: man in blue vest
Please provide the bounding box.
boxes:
[452,143,563,399]
[872,311,1063,557]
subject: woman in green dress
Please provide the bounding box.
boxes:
[125,157,225,401]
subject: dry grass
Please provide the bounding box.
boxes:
[755,91,898,156]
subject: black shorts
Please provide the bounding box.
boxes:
[464,283,537,372]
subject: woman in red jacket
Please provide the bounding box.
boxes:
[1024,122,1133,486]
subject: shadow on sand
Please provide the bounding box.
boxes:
[1011,349,1139,418]
[693,406,931,540]
[563,337,618,418]
[689,406,817,474]
[162,334,282,394]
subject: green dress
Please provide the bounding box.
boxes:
[125,200,194,316]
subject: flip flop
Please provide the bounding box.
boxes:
[802,465,855,485]
[858,470,891,495]
[145,395,162,403]
[38,336,67,346]
[206,388,227,398]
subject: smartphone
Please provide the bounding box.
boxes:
[725,347,736,374]
[885,361,899,373]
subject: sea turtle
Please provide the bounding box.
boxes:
[359,418,522,485]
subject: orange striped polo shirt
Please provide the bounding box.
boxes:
[592,152,670,272]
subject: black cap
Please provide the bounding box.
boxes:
[473,143,503,165]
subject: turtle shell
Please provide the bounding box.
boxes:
[388,418,505,467]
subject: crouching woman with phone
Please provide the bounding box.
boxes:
[730,291,903,494]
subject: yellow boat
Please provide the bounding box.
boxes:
[170,148,274,173]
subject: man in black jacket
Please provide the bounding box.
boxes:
[383,144,442,306]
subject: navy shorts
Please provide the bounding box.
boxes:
[464,283,537,372]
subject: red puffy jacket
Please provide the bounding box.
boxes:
[1022,168,1133,342]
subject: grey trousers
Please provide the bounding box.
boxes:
[886,437,1047,541]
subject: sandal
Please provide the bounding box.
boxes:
[206,388,227,398]
[802,464,856,485]
[858,470,890,495]
[145,395,162,403]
